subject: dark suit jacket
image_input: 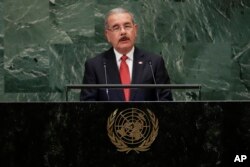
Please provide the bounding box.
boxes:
[80,47,172,101]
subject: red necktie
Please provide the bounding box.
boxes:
[120,55,130,101]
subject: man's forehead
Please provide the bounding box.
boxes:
[107,13,133,24]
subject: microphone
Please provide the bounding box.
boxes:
[103,61,110,101]
[148,60,160,101]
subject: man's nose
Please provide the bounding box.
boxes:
[120,27,127,34]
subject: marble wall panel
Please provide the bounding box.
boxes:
[231,7,250,99]
[0,0,4,101]
[4,0,51,93]
[0,0,250,101]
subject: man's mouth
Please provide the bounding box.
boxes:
[119,37,130,42]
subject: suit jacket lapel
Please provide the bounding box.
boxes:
[131,47,145,100]
[104,48,124,100]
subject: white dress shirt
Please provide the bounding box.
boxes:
[114,47,134,80]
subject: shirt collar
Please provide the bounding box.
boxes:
[114,47,134,62]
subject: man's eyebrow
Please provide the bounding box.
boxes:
[124,23,132,25]
[111,22,132,27]
[111,24,119,27]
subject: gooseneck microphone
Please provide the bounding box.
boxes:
[148,60,160,101]
[103,61,110,101]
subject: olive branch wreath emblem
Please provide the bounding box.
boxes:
[107,108,159,153]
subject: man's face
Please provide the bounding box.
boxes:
[105,13,138,54]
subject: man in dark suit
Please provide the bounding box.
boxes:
[80,7,172,101]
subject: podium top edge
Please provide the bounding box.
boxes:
[66,84,202,89]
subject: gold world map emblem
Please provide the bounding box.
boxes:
[107,108,159,153]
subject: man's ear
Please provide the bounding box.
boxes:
[105,30,110,43]
[134,24,138,36]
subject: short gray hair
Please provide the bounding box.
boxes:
[104,7,135,29]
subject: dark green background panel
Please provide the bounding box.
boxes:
[0,0,250,101]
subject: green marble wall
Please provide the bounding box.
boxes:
[0,0,250,101]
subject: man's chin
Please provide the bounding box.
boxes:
[116,45,133,54]
[119,40,131,45]
[118,41,132,48]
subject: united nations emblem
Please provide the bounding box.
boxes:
[107,108,159,153]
